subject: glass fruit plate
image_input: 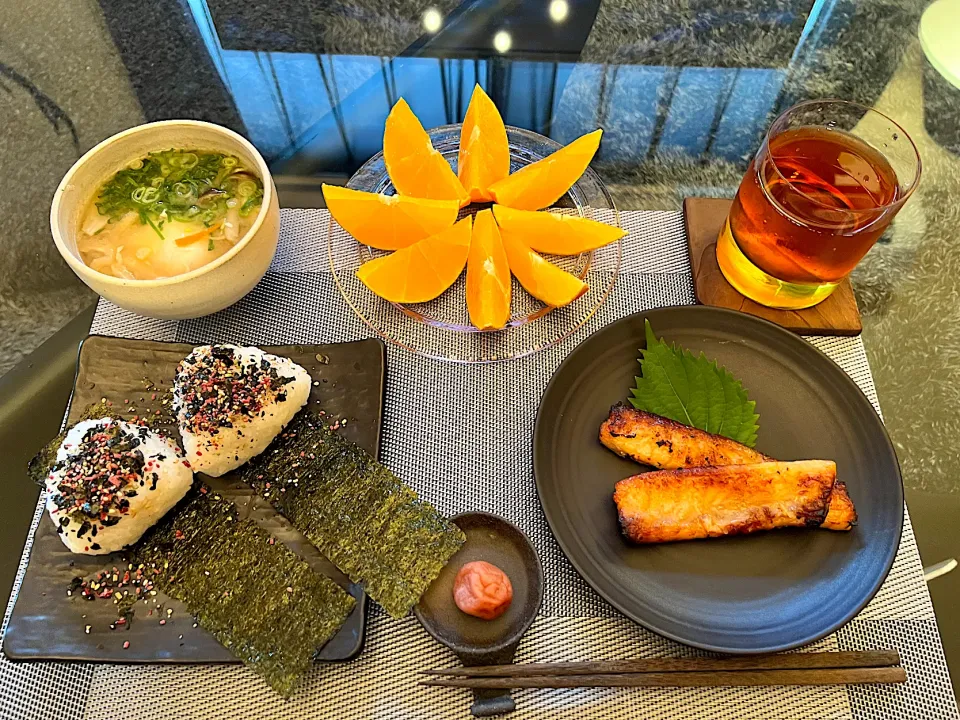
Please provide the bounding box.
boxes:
[328,124,622,363]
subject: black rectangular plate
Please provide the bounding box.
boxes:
[3,335,385,663]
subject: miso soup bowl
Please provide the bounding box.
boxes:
[51,120,280,320]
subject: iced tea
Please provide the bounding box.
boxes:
[718,101,920,309]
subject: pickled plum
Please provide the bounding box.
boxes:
[452,561,513,620]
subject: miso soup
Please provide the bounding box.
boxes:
[77,149,264,280]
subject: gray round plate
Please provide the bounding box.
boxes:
[415,512,543,658]
[534,306,904,653]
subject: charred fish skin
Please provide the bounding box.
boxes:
[613,460,837,544]
[600,404,857,531]
[823,481,857,531]
[600,403,768,468]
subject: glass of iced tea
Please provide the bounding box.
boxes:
[718,100,921,309]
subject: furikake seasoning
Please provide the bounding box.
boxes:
[28,402,116,487]
[133,488,355,696]
[48,421,147,527]
[174,345,296,435]
[30,405,354,692]
[237,412,466,618]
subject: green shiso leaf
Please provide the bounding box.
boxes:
[134,489,355,697]
[629,319,760,447]
[238,413,465,618]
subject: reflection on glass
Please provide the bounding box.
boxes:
[177,1,817,179]
[493,30,512,54]
[718,100,921,309]
[422,8,442,33]
[549,0,569,23]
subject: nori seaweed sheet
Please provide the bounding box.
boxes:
[28,406,356,696]
[27,402,117,487]
[238,413,465,618]
[133,489,355,696]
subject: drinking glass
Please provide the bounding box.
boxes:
[718,100,921,309]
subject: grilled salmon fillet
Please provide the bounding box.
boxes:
[822,485,857,531]
[614,461,837,543]
[600,404,856,531]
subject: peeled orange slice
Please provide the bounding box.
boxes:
[488,129,603,211]
[383,98,469,206]
[323,184,459,251]
[500,232,588,308]
[466,209,511,330]
[356,217,472,303]
[458,85,510,203]
[492,205,625,255]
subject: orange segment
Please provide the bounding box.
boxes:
[458,85,510,203]
[489,129,603,211]
[383,98,469,206]
[466,209,511,330]
[492,205,625,255]
[501,231,588,308]
[323,184,459,251]
[356,217,472,303]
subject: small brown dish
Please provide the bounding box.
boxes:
[416,512,543,717]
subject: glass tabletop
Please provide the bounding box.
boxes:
[2,0,959,692]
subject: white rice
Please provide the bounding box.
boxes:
[173,345,311,477]
[45,419,193,555]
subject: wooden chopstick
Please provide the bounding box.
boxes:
[423,650,901,678]
[420,667,907,689]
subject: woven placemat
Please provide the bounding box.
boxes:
[1,209,955,720]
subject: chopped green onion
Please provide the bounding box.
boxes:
[240,195,260,216]
[178,153,198,169]
[131,186,159,204]
[139,210,164,239]
[92,149,262,236]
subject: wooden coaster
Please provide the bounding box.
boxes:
[683,197,862,336]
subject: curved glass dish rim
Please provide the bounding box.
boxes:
[327,123,623,364]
